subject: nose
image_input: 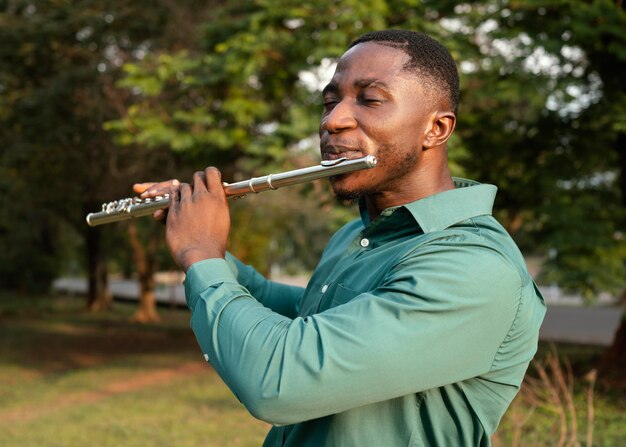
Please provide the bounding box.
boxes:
[320,100,358,134]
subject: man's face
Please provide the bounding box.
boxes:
[319,42,436,200]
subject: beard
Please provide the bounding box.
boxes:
[332,144,420,202]
[334,187,364,204]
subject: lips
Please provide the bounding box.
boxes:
[321,144,362,161]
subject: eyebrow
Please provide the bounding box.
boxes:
[354,78,391,91]
[322,78,392,96]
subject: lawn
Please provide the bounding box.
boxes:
[0,293,624,446]
[0,294,269,446]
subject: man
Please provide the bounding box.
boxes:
[137,30,546,446]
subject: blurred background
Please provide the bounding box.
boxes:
[1,1,625,446]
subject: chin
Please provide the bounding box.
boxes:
[331,181,366,202]
[334,191,362,203]
[330,172,375,201]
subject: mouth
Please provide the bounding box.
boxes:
[321,145,362,161]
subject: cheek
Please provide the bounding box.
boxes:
[373,116,424,146]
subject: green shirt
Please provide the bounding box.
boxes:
[184,179,546,447]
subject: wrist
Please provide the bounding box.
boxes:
[178,248,225,272]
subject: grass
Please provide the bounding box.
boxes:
[493,343,626,447]
[0,294,269,446]
[1,293,624,446]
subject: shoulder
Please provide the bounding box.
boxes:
[389,221,526,306]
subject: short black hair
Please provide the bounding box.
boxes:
[349,30,460,114]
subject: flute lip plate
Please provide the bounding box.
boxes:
[320,157,348,167]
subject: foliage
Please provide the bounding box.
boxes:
[505,0,626,298]
[437,0,626,298]
[229,172,359,274]
[1,0,625,301]
[106,0,387,158]
[104,0,472,268]
[106,0,626,296]
[0,1,195,294]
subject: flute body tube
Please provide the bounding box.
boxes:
[86,155,377,227]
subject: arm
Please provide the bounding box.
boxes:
[185,240,522,425]
[136,173,304,318]
[162,168,523,425]
[224,253,304,318]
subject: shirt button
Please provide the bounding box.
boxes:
[360,238,370,248]
[321,284,329,293]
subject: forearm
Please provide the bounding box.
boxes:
[185,255,521,426]
[225,253,303,318]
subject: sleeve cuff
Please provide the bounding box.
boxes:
[224,251,256,288]
[224,252,244,278]
[184,258,238,311]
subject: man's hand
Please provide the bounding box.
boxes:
[133,179,180,222]
[165,167,230,272]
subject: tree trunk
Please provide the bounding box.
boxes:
[600,132,626,376]
[127,220,160,323]
[505,208,524,236]
[85,225,113,311]
[600,289,626,375]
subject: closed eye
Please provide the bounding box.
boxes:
[323,97,340,109]
[360,97,383,106]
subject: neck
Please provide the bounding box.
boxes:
[364,150,454,220]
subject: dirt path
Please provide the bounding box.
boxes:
[0,361,208,425]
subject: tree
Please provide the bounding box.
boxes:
[105,0,429,269]
[126,220,160,322]
[112,0,626,368]
[7,0,620,364]
[454,0,626,374]
[0,1,193,310]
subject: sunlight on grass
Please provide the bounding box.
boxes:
[1,294,624,446]
[1,372,269,446]
[0,296,269,446]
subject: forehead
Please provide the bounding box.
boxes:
[330,42,413,87]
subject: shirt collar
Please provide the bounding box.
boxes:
[359,178,497,233]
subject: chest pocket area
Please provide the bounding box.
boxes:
[330,283,362,308]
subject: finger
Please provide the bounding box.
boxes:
[179,183,192,202]
[204,167,223,195]
[133,182,156,194]
[168,185,180,211]
[192,171,207,195]
[138,179,180,198]
[153,209,167,222]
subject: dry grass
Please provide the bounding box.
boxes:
[494,344,624,447]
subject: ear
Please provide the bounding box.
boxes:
[423,111,456,149]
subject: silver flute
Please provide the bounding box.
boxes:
[86,155,377,226]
